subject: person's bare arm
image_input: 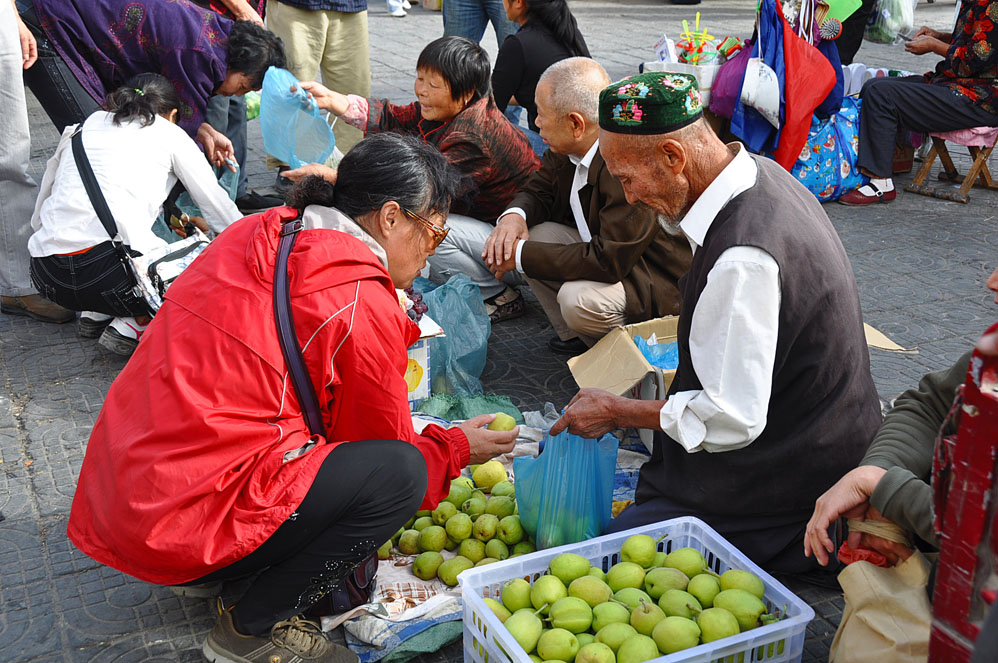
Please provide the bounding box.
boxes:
[550,388,665,438]
[13,0,37,68]
[216,0,264,26]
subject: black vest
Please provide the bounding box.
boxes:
[635,157,881,516]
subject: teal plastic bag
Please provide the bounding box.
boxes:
[513,430,618,549]
[152,159,239,243]
[260,67,336,169]
[422,274,490,396]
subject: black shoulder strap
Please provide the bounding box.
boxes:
[70,128,123,248]
[273,214,328,438]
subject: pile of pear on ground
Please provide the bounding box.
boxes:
[481,536,783,663]
[378,457,536,586]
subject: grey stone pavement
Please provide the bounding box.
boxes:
[3,0,995,661]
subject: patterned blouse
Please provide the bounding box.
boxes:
[930,0,998,115]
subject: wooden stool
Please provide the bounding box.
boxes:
[905,127,998,203]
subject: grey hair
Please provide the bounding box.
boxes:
[537,57,610,124]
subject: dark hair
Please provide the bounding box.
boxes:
[416,36,491,103]
[525,0,589,58]
[105,73,181,127]
[226,21,287,89]
[287,133,462,222]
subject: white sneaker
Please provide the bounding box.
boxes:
[98,317,147,356]
[402,0,412,8]
[78,311,113,339]
[389,6,407,16]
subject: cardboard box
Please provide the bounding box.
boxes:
[407,314,444,410]
[567,316,679,451]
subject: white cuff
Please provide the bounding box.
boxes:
[499,207,527,224]
[514,240,526,273]
[659,391,707,453]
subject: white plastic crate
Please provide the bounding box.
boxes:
[458,516,815,663]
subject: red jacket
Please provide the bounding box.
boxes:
[67,207,470,585]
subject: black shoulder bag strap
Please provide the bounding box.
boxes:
[272,214,328,438]
[70,128,130,264]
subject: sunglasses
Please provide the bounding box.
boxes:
[402,207,449,248]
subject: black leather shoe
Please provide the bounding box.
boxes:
[548,336,589,355]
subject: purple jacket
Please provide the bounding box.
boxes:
[35,0,232,136]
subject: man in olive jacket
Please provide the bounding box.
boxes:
[483,57,691,355]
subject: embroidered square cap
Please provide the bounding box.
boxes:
[598,72,703,135]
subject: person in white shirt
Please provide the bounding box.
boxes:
[551,72,881,574]
[482,58,690,355]
[28,74,242,356]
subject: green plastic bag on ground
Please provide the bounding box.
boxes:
[415,393,523,424]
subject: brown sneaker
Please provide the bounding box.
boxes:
[1,295,74,323]
[203,604,358,663]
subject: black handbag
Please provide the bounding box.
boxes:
[273,214,379,616]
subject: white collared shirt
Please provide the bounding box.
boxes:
[501,140,601,272]
[659,145,782,454]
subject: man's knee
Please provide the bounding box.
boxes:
[557,281,624,336]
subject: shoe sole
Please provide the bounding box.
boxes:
[202,637,246,663]
[169,581,223,599]
[0,304,74,324]
[78,318,112,339]
[98,327,139,356]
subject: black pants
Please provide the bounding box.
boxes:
[188,439,428,636]
[835,0,876,65]
[858,76,998,178]
[30,242,149,317]
[18,1,100,132]
[605,496,822,575]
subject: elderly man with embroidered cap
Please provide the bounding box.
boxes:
[551,72,882,573]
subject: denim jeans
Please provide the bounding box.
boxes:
[205,95,249,198]
[426,213,524,300]
[503,105,546,158]
[30,242,149,317]
[0,0,40,296]
[442,0,516,45]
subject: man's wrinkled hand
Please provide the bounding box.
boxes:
[804,465,886,566]
[905,35,946,56]
[549,388,622,438]
[483,213,528,267]
[461,413,518,465]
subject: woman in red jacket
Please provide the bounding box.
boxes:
[66,133,518,663]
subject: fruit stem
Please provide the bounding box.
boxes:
[534,603,549,616]
[654,534,669,544]
[686,602,702,616]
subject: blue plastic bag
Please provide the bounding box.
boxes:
[260,67,336,169]
[513,430,619,549]
[633,336,679,370]
[421,274,490,396]
[152,159,239,243]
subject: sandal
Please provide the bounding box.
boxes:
[484,286,525,323]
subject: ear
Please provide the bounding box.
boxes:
[567,111,587,139]
[660,138,688,175]
[376,200,403,238]
[167,108,179,124]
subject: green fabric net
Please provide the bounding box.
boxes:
[415,393,524,424]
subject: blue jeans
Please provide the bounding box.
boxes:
[503,106,546,158]
[442,0,516,45]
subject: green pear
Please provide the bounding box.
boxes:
[595,623,637,653]
[392,528,405,545]
[658,589,702,619]
[530,656,543,663]
[575,642,614,663]
[513,540,537,556]
[530,575,568,614]
[491,480,516,498]
[415,509,431,517]
[484,597,512,623]
[445,513,473,542]
[697,607,740,642]
[615,634,659,663]
[629,601,666,636]
[472,460,507,490]
[506,608,544,654]
[444,481,473,509]
[432,502,457,525]
[437,556,474,586]
[462,498,487,519]
[488,412,518,431]
[453,475,475,490]
[663,547,707,579]
[620,534,658,568]
[613,587,653,610]
[687,573,721,608]
[607,562,645,592]
[485,538,510,560]
[588,567,608,582]
[644,567,689,599]
[719,569,765,600]
[476,557,498,566]
[474,514,500,541]
[403,517,416,530]
[413,516,433,532]
[444,536,458,552]
[651,552,668,567]
[592,601,631,631]
[412,551,444,580]
[502,578,533,613]
[652,616,701,654]
[568,576,613,608]
[458,538,487,564]
[575,634,596,649]
[398,530,421,555]
[549,553,592,586]
[485,496,516,519]
[536,628,580,663]
[548,597,593,633]
[498,515,525,545]
[712,589,767,632]
[471,490,487,502]
[377,540,393,560]
[418,525,447,552]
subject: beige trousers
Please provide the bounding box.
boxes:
[523,222,627,345]
[265,0,370,167]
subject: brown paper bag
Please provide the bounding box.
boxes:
[828,551,932,663]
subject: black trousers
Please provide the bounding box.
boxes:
[605,496,822,575]
[188,439,428,636]
[835,0,876,65]
[18,1,100,132]
[858,76,998,178]
[30,242,149,317]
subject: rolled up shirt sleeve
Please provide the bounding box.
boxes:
[659,246,781,453]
